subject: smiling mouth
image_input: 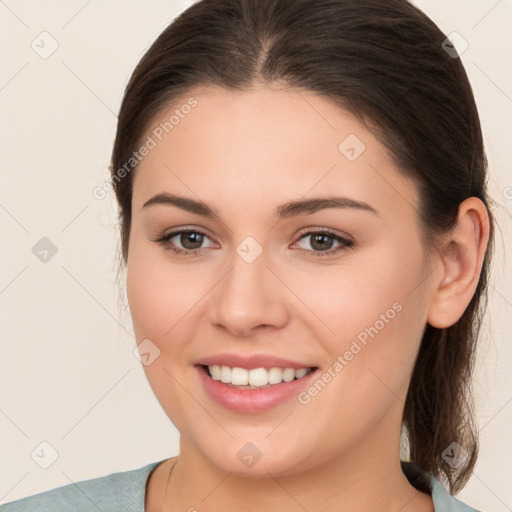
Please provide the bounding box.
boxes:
[200,364,318,389]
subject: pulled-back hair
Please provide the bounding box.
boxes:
[110,0,495,493]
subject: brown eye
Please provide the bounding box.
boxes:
[154,228,218,256]
[292,230,354,257]
[309,233,335,251]
[179,231,205,249]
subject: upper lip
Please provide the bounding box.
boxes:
[195,353,317,370]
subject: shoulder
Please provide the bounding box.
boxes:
[0,460,165,512]
[429,477,482,512]
[401,461,483,512]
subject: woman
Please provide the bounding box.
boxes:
[2,0,494,510]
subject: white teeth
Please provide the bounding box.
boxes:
[231,367,249,385]
[268,367,282,385]
[207,365,312,387]
[249,367,268,386]
[282,368,296,382]
[295,368,308,379]
[210,364,222,381]
[220,365,231,384]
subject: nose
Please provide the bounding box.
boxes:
[207,250,290,337]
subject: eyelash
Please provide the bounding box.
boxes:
[293,229,355,257]
[154,228,355,258]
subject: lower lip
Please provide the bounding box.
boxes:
[196,365,318,413]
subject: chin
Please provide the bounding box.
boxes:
[195,439,313,478]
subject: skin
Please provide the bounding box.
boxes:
[124,84,490,512]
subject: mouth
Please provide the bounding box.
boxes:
[199,364,319,390]
[195,361,321,413]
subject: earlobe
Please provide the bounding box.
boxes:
[427,197,490,329]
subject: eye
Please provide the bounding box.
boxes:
[154,227,354,258]
[155,229,218,256]
[291,230,354,257]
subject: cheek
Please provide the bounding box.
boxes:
[294,246,426,348]
[126,240,204,343]
[351,267,428,405]
[293,235,429,393]
[126,247,202,427]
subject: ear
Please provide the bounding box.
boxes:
[427,197,490,329]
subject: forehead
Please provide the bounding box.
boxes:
[132,85,417,220]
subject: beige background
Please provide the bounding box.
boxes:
[0,0,511,509]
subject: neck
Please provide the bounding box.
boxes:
[150,421,433,512]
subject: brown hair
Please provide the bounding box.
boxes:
[110,0,495,493]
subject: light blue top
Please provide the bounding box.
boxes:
[0,460,481,511]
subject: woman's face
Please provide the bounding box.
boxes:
[126,84,438,475]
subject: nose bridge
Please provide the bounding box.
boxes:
[208,245,289,335]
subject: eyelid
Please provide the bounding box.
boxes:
[294,226,353,242]
[154,225,215,242]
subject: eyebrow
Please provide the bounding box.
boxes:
[142,193,379,218]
